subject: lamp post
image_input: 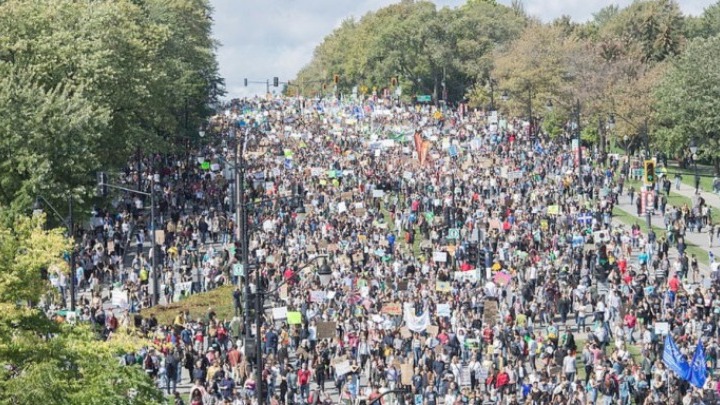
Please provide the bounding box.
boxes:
[253,255,331,405]
[97,175,159,306]
[33,195,76,311]
[690,139,700,194]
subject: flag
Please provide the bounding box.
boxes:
[663,333,690,380]
[688,338,708,388]
[413,130,423,158]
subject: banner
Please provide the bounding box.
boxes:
[688,338,708,388]
[663,334,690,380]
[414,130,423,159]
[404,311,430,333]
[420,140,431,165]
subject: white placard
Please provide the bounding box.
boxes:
[654,322,670,336]
[433,251,447,263]
[454,270,478,283]
[111,290,128,308]
[272,306,288,320]
[437,304,451,317]
[338,202,347,213]
[403,171,413,180]
[335,360,353,377]
[311,168,323,177]
[309,290,326,303]
[372,189,385,198]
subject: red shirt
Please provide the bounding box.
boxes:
[298,369,311,385]
[669,277,680,292]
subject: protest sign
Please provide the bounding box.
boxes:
[427,325,439,337]
[309,290,326,303]
[401,363,413,386]
[435,281,451,293]
[382,303,403,316]
[316,321,336,339]
[436,303,451,317]
[287,312,302,325]
[482,299,499,326]
[272,307,288,320]
[334,361,353,377]
[432,251,447,263]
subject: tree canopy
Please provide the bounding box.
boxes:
[0,0,223,215]
[0,213,163,404]
[293,0,720,159]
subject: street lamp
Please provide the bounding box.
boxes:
[33,195,76,311]
[317,262,332,287]
[690,139,700,194]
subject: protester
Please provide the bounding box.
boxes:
[43,95,720,404]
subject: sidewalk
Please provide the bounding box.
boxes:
[614,192,715,274]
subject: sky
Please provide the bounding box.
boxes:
[210,0,716,99]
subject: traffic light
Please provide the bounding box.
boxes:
[234,241,241,262]
[644,160,655,183]
[273,77,279,87]
[391,77,398,86]
[244,78,248,86]
[96,172,108,197]
[333,74,339,84]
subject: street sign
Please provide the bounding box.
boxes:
[416,95,432,103]
[448,228,460,239]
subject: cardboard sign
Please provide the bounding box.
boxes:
[279,285,288,301]
[398,280,409,291]
[435,281,451,293]
[316,321,336,339]
[154,230,165,245]
[427,325,439,337]
[352,252,364,262]
[401,363,413,386]
[399,327,412,339]
[382,303,403,316]
[482,299,499,326]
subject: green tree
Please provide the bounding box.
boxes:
[654,35,720,171]
[0,0,222,213]
[0,212,163,404]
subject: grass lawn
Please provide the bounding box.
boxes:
[612,206,709,266]
[626,177,720,223]
[666,163,717,194]
[140,284,236,325]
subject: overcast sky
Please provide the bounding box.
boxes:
[210,0,716,99]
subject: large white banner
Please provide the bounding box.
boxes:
[404,311,430,333]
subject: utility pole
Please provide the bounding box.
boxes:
[576,100,582,174]
[150,177,158,306]
[68,195,76,311]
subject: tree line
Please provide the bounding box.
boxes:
[293,0,720,171]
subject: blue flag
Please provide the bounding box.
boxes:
[663,334,690,379]
[688,339,708,388]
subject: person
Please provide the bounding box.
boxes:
[233,287,242,316]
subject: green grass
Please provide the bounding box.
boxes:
[612,206,709,266]
[140,284,235,325]
[626,177,720,223]
[667,163,717,194]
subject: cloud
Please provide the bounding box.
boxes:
[210,0,715,99]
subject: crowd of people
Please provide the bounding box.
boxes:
[46,95,720,405]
